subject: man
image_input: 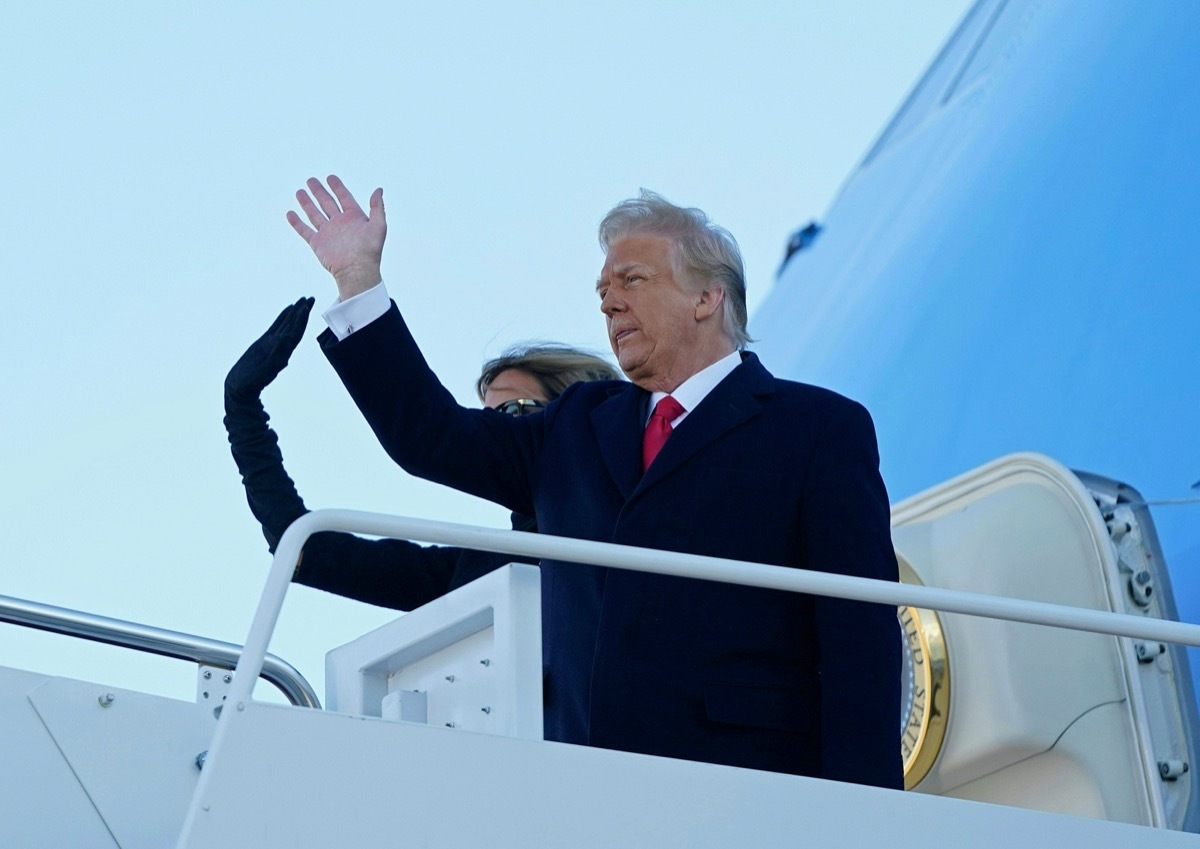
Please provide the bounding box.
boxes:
[288,175,902,788]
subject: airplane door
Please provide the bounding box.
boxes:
[892,453,1195,830]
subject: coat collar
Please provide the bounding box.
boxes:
[590,352,775,500]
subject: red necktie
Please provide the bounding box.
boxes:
[642,395,685,471]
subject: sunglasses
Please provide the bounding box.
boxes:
[495,398,546,417]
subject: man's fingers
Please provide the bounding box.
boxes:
[299,187,333,227]
[328,175,365,217]
[307,177,343,219]
[285,209,316,244]
[368,187,386,228]
[287,175,383,294]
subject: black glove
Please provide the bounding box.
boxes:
[225,296,315,402]
[223,297,315,551]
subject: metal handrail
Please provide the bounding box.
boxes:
[0,592,320,709]
[226,508,1200,706]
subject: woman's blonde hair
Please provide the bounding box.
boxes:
[476,343,621,402]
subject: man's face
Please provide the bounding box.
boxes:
[597,233,705,391]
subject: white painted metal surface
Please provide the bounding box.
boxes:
[176,699,1200,848]
[893,453,1190,826]
[0,667,211,849]
[0,667,118,848]
[326,563,542,739]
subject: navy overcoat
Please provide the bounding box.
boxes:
[321,304,902,788]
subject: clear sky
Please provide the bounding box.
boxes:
[1,1,972,702]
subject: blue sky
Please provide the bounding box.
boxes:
[1,1,971,701]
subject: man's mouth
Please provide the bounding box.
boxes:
[613,327,638,344]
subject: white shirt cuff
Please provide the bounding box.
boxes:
[322,281,391,341]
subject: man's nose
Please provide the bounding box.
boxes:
[600,289,623,315]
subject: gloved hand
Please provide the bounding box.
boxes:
[225,297,315,401]
[223,297,316,552]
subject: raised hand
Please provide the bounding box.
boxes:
[225,297,315,402]
[287,175,386,300]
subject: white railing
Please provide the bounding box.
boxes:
[225,509,1200,707]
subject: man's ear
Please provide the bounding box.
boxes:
[695,286,726,322]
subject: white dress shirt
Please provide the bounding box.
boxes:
[647,350,742,427]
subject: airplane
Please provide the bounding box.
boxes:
[2,0,1197,844]
[750,0,1200,830]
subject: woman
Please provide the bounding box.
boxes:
[224,296,618,610]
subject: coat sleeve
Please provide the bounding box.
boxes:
[319,303,541,516]
[295,532,510,611]
[802,399,904,789]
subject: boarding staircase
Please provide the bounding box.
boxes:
[2,453,1198,847]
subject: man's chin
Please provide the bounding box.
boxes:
[617,354,646,379]
[621,364,663,391]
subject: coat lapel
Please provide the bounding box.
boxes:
[589,354,777,501]
[590,386,649,500]
[637,353,775,492]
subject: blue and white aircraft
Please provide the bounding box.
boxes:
[752,0,1199,827]
[755,0,1198,692]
